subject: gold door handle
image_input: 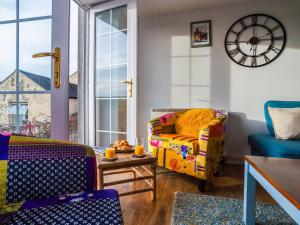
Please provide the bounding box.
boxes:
[120,78,133,97]
[32,47,61,89]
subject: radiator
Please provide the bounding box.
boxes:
[151,108,228,119]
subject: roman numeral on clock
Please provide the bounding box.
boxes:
[240,20,247,28]
[270,25,280,32]
[239,55,248,65]
[263,17,269,25]
[273,36,284,41]
[251,57,257,67]
[226,41,237,45]
[270,45,281,53]
[230,30,238,36]
[264,54,271,63]
[228,48,239,57]
[251,16,257,25]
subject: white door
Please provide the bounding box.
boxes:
[0,0,70,140]
[88,0,137,147]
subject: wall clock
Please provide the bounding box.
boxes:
[225,14,286,67]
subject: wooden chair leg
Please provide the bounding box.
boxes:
[198,179,206,192]
[214,171,220,177]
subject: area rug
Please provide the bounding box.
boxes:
[171,192,296,225]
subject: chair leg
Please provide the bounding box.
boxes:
[197,179,206,192]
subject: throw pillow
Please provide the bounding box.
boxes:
[268,107,300,140]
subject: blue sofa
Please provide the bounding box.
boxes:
[248,101,300,159]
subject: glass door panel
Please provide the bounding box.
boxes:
[69,0,84,143]
[19,93,51,138]
[111,65,127,97]
[0,0,52,135]
[95,5,128,147]
[19,0,52,19]
[0,23,16,91]
[0,0,70,140]
[0,0,16,21]
[19,19,52,82]
[0,94,16,132]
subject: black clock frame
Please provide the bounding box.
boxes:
[224,14,287,68]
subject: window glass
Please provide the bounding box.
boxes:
[0,0,16,21]
[111,6,127,32]
[19,19,52,87]
[94,5,128,147]
[0,0,53,139]
[20,0,52,19]
[69,0,81,143]
[8,102,28,128]
[0,94,16,132]
[96,10,110,35]
[0,23,16,91]
[19,94,51,138]
[112,31,127,64]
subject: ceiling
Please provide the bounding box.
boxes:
[76,0,252,16]
[138,0,252,17]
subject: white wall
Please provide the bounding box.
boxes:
[137,0,300,159]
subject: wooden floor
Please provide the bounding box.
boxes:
[102,164,274,225]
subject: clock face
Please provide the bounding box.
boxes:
[225,14,286,67]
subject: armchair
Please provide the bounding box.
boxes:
[0,134,123,224]
[148,108,227,191]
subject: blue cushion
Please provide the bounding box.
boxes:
[248,134,300,159]
[264,100,300,136]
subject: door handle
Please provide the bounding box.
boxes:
[120,78,133,97]
[32,47,61,89]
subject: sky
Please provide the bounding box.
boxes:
[0,0,79,82]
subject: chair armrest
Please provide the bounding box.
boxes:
[197,119,226,178]
[148,118,163,137]
[147,113,178,137]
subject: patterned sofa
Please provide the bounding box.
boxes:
[148,108,227,191]
[0,134,123,224]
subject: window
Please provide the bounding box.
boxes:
[0,0,52,137]
[8,102,28,127]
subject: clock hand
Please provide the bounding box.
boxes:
[250,44,256,56]
[259,38,272,41]
[257,32,271,39]
[253,44,257,56]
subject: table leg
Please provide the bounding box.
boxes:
[243,161,256,225]
[99,169,104,190]
[132,167,136,179]
[151,162,157,201]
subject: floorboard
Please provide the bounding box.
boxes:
[101,164,274,225]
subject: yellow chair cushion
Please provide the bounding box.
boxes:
[159,133,199,155]
[175,109,215,137]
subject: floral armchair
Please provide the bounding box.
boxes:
[148,109,227,191]
[0,134,123,224]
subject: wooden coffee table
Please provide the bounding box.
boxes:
[97,153,158,201]
[244,156,300,225]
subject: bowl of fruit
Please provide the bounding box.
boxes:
[110,140,134,153]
